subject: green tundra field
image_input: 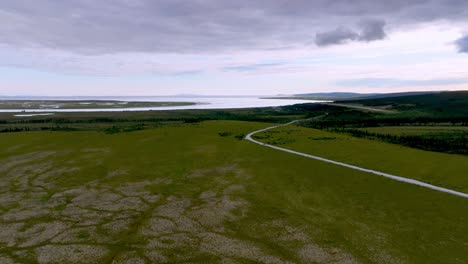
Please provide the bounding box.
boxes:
[0,92,467,264]
[0,120,467,264]
[254,125,468,193]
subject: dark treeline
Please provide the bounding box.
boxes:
[332,128,468,155]
[339,91,468,117]
[0,127,31,133]
[1,115,283,126]
[0,126,80,133]
[0,104,328,134]
[302,117,468,129]
[0,104,327,129]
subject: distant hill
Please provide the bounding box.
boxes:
[289,91,441,100]
[347,91,441,100]
[339,91,468,117]
[292,92,378,100]
[294,92,377,99]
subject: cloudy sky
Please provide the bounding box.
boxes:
[1,0,468,96]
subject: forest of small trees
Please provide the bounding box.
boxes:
[331,128,468,155]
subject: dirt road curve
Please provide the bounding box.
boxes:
[322,102,396,113]
[245,120,468,199]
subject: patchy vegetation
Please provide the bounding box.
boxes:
[0,121,466,263]
[299,91,468,154]
[0,91,467,263]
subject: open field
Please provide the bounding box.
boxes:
[0,92,467,263]
[253,124,468,193]
[0,100,196,110]
[0,120,467,263]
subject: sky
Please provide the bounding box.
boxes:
[1,0,468,96]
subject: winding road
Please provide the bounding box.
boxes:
[321,102,396,114]
[245,118,468,199]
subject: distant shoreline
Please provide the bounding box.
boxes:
[0,97,318,113]
[0,100,196,110]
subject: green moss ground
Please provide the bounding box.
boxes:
[0,121,467,263]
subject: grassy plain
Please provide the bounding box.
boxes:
[0,120,467,263]
[254,124,468,193]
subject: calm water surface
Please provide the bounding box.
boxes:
[0,96,322,113]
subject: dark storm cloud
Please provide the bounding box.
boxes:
[315,19,386,46]
[455,35,468,53]
[359,19,387,42]
[0,0,467,54]
[315,27,359,46]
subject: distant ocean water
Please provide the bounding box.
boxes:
[0,96,322,112]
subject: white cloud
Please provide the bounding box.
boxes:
[1,1,468,95]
